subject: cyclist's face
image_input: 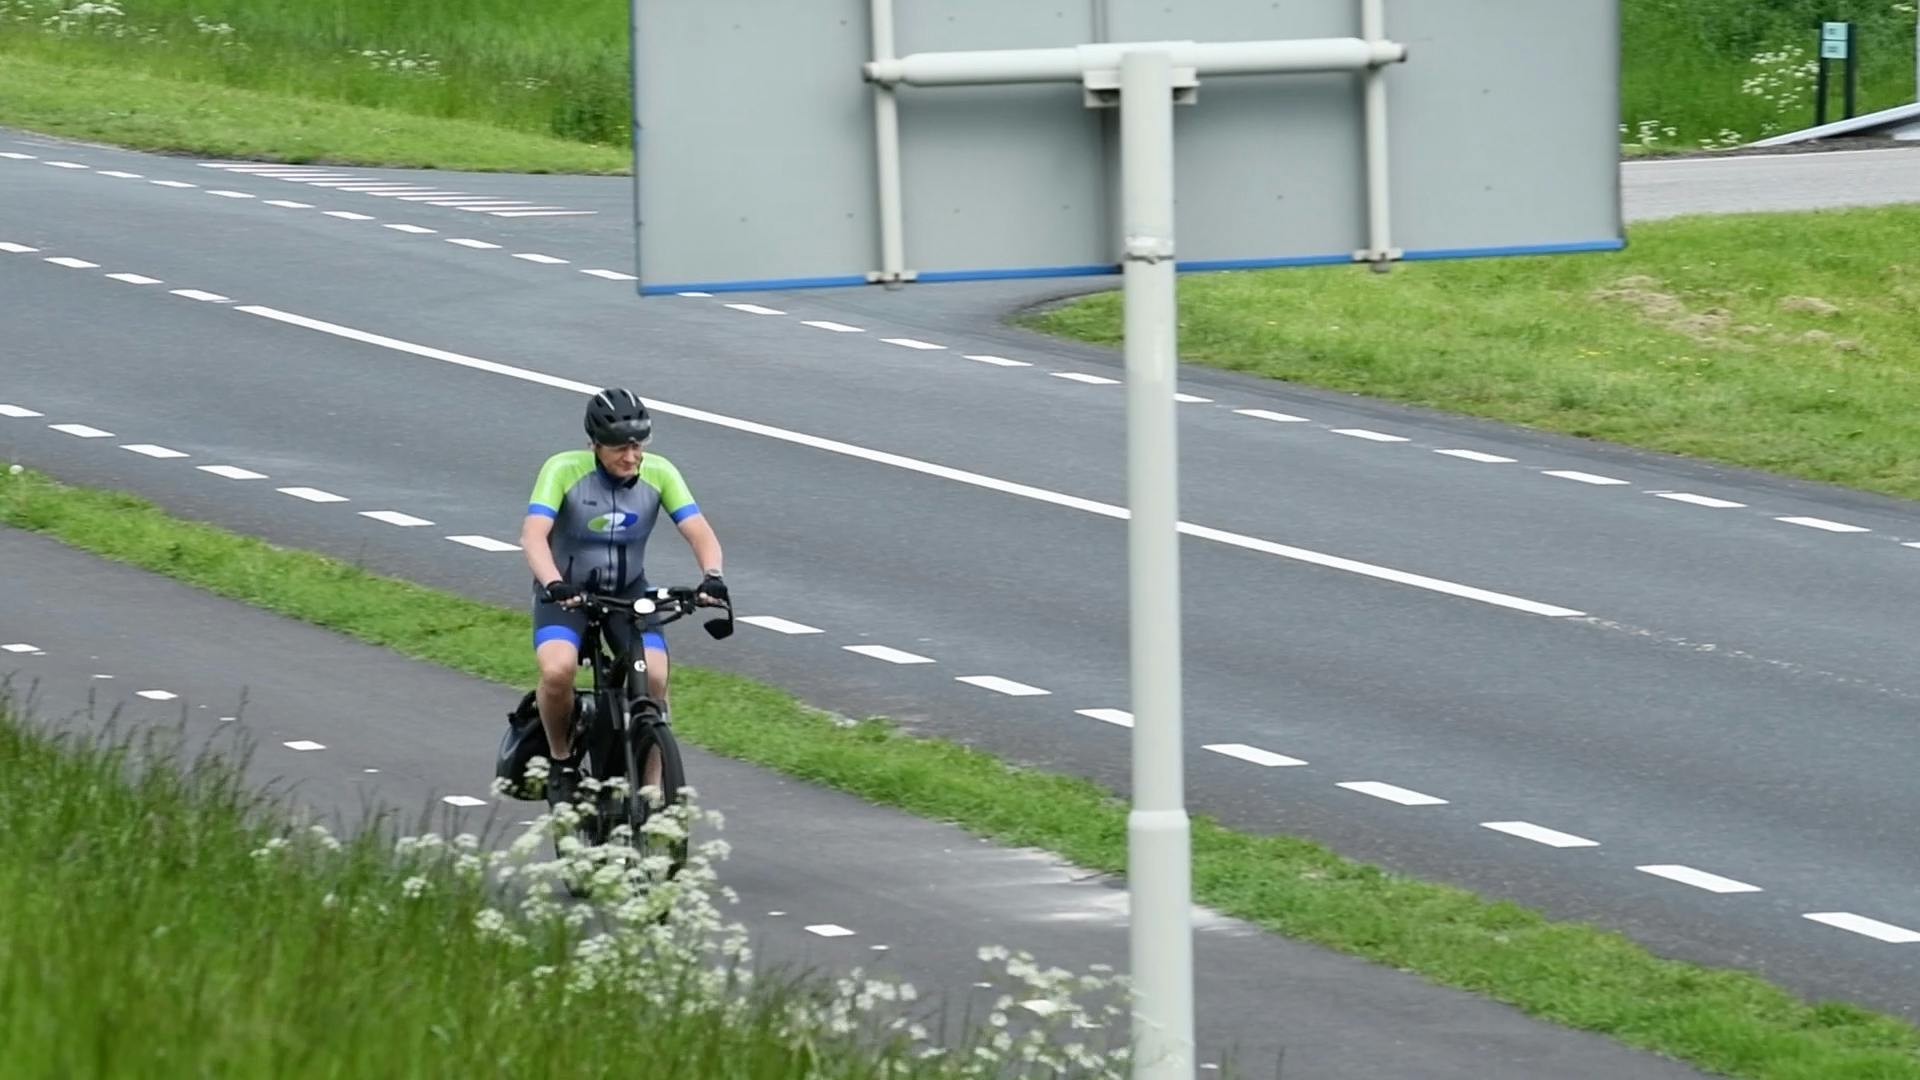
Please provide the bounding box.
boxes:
[594,441,644,477]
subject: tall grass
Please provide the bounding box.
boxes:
[0,0,1913,154]
[0,701,1135,1078]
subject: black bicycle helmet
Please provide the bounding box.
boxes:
[585,387,652,446]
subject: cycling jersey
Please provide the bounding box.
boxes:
[527,450,699,594]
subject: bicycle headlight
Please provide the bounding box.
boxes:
[631,598,657,616]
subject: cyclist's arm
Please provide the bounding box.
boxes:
[675,512,723,577]
[521,513,564,585]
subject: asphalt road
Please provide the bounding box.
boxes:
[4,127,1920,1024]
[0,530,1709,1079]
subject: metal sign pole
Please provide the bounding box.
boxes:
[1119,46,1195,1080]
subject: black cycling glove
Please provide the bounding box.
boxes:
[697,573,729,604]
[543,580,582,604]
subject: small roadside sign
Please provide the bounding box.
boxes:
[1822,21,1851,59]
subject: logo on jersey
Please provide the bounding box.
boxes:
[588,511,641,533]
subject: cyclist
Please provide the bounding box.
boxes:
[521,388,727,807]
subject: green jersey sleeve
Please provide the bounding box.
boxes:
[641,455,701,523]
[528,450,594,518]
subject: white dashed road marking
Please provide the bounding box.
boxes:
[446,535,521,552]
[802,321,865,333]
[264,200,313,209]
[805,924,857,938]
[1435,449,1515,463]
[1803,912,1920,944]
[206,190,255,199]
[1636,865,1763,894]
[1544,470,1630,486]
[678,291,714,297]
[150,180,197,188]
[494,210,599,218]
[1175,393,1214,403]
[1332,428,1409,443]
[1338,781,1448,806]
[96,170,142,179]
[284,740,326,752]
[1777,516,1869,533]
[44,161,88,169]
[1052,372,1120,385]
[0,404,45,417]
[842,644,935,665]
[581,269,638,281]
[50,423,114,438]
[1481,821,1599,848]
[512,253,569,265]
[446,238,501,250]
[122,444,188,459]
[1203,744,1307,768]
[361,510,435,527]
[170,289,230,302]
[324,211,375,221]
[965,354,1032,367]
[45,256,99,269]
[738,615,824,635]
[0,242,38,253]
[2,643,39,653]
[725,303,785,315]
[107,273,163,285]
[1235,408,1311,424]
[955,675,1051,697]
[278,486,348,503]
[0,151,35,159]
[1654,492,1746,509]
[136,690,178,701]
[881,337,946,351]
[197,465,268,480]
[442,795,488,808]
[383,224,437,234]
[1077,708,1134,728]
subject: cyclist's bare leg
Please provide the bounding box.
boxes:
[642,644,670,791]
[536,640,580,760]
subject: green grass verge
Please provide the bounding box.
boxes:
[0,706,1077,1078]
[0,51,629,173]
[1027,204,1920,502]
[1,0,1914,169]
[5,466,1920,1077]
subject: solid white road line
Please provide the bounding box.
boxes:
[965,354,1032,367]
[581,269,637,281]
[1052,372,1119,385]
[1338,781,1447,805]
[881,337,946,350]
[1654,492,1746,508]
[135,690,178,701]
[803,320,865,333]
[806,924,857,938]
[725,303,785,315]
[0,404,45,417]
[842,644,935,665]
[45,256,99,268]
[1544,470,1630,486]
[512,253,569,264]
[1776,516,1869,533]
[1203,743,1307,767]
[446,534,520,552]
[955,675,1051,697]
[1803,912,1920,943]
[360,510,434,527]
[1332,428,1409,443]
[50,423,114,438]
[197,465,268,480]
[107,273,163,285]
[1076,708,1134,728]
[278,486,348,503]
[235,305,1590,619]
[738,615,824,635]
[1480,821,1599,848]
[1635,865,1763,894]
[1435,449,1515,463]
[122,444,188,458]
[284,740,326,752]
[492,210,598,218]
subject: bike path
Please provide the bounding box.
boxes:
[0,527,1707,1079]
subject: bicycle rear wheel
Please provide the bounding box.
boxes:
[626,711,689,880]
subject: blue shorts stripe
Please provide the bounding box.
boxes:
[534,624,581,649]
[642,630,668,654]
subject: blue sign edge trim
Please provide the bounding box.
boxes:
[637,237,1626,295]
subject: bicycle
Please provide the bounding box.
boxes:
[550,584,733,884]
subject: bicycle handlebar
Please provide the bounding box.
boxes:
[573,585,735,640]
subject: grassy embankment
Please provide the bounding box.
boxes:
[5,466,1920,1079]
[1029,204,1920,502]
[0,0,1914,168]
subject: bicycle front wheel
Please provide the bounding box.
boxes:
[626,714,689,879]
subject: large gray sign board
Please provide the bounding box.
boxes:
[630,0,1621,294]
